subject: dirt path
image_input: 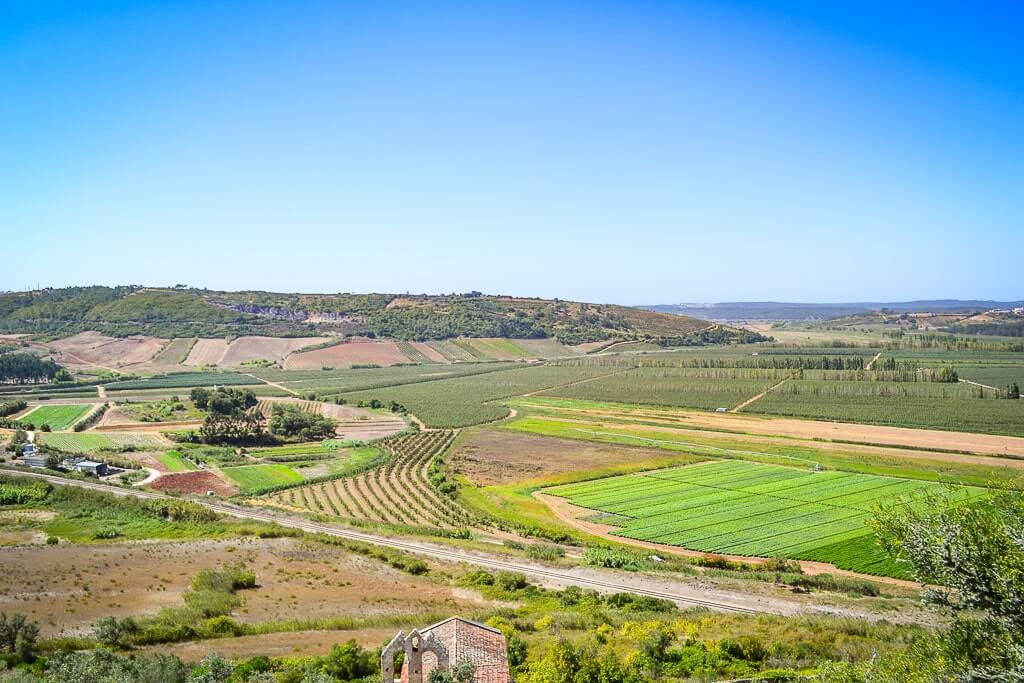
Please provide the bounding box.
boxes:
[960,378,999,392]
[865,352,882,370]
[731,378,789,413]
[534,492,918,589]
[96,385,107,399]
[134,467,162,487]
[245,374,297,396]
[9,470,832,617]
[521,365,639,398]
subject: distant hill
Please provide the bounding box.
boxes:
[0,286,713,344]
[644,300,1024,321]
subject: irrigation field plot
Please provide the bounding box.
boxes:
[17,404,94,430]
[547,460,979,578]
[251,362,513,394]
[222,464,304,493]
[37,431,169,453]
[262,430,478,529]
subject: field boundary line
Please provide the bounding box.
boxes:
[731,377,791,413]
[959,378,998,392]
[245,373,297,396]
[519,365,640,398]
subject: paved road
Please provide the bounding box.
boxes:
[1,469,798,616]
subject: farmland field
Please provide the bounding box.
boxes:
[285,340,412,369]
[745,379,1024,436]
[222,464,304,492]
[538,366,779,411]
[339,363,623,427]
[17,404,94,430]
[104,371,259,391]
[547,459,979,578]
[252,361,513,394]
[158,450,198,472]
[37,431,168,453]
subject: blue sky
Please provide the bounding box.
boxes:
[2,1,1021,304]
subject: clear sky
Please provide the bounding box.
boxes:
[2,1,1021,304]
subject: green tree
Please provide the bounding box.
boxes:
[0,612,39,663]
[94,615,139,648]
[869,487,1024,680]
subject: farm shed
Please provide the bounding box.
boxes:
[72,459,109,476]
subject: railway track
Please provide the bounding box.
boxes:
[3,469,763,614]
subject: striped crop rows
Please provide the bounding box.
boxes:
[263,430,477,529]
[548,460,980,578]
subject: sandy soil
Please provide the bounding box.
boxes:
[183,338,230,366]
[409,342,448,363]
[219,337,328,367]
[535,492,918,588]
[150,470,237,496]
[450,430,681,486]
[285,340,410,369]
[48,332,168,368]
[529,402,1024,458]
[0,537,491,637]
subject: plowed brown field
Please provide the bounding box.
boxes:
[220,336,329,366]
[183,338,229,365]
[285,340,410,369]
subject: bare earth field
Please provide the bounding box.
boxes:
[285,340,411,369]
[450,429,683,486]
[183,338,230,366]
[149,470,237,496]
[0,537,492,638]
[220,336,329,367]
[409,342,448,363]
[319,403,408,440]
[48,332,167,369]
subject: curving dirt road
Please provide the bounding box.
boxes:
[2,469,867,618]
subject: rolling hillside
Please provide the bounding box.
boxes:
[0,287,714,343]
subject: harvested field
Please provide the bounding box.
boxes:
[450,429,691,486]
[0,537,489,637]
[425,340,477,362]
[148,337,197,366]
[221,336,329,366]
[319,403,408,440]
[183,338,229,366]
[48,332,167,368]
[149,470,237,496]
[409,342,447,363]
[514,338,581,358]
[286,340,412,369]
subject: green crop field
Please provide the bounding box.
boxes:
[251,361,513,393]
[17,404,94,430]
[958,365,1024,389]
[746,379,1024,436]
[104,371,259,391]
[340,364,622,427]
[548,459,979,578]
[222,464,304,492]
[539,367,776,411]
[37,432,168,453]
[158,450,198,472]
